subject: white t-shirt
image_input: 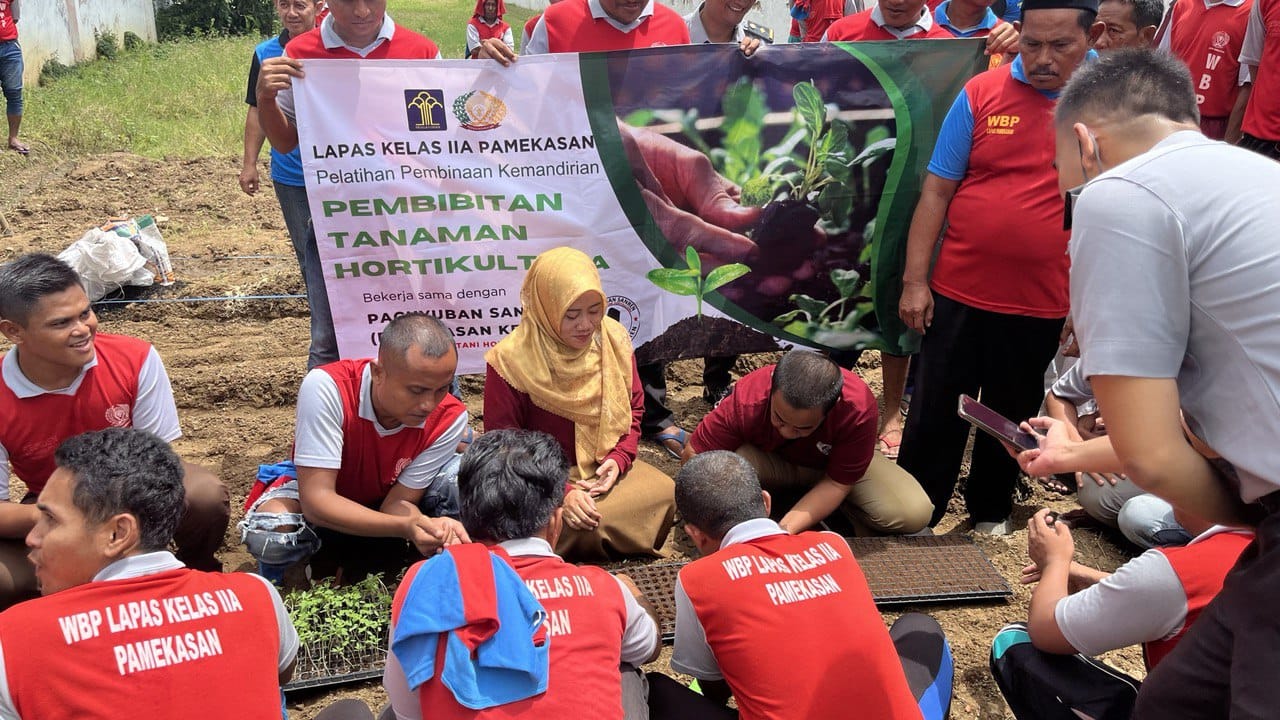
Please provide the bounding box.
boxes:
[293,364,467,492]
[382,537,659,719]
[1071,131,1280,503]
[0,346,181,501]
[0,552,299,719]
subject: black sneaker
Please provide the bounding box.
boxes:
[703,384,732,407]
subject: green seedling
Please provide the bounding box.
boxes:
[647,246,750,318]
[285,574,391,656]
[773,267,877,349]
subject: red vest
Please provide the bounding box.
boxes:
[285,23,439,59]
[798,0,855,41]
[542,0,690,52]
[310,359,465,506]
[680,532,921,720]
[524,12,542,41]
[824,9,954,40]
[1243,0,1280,139]
[0,334,152,493]
[1170,0,1252,122]
[0,569,283,719]
[393,548,629,720]
[931,64,1069,318]
[470,17,512,43]
[1143,530,1252,669]
[0,0,15,42]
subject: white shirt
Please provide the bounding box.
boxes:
[277,12,399,121]
[1055,526,1253,656]
[0,345,181,501]
[1238,0,1264,82]
[1070,131,1280,503]
[293,364,467,492]
[670,517,785,680]
[382,537,660,719]
[524,0,656,54]
[0,552,299,719]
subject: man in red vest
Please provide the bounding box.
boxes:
[990,509,1252,719]
[652,450,954,720]
[1228,0,1280,157]
[0,254,230,608]
[467,0,513,57]
[240,313,470,582]
[1158,0,1251,140]
[896,0,1102,535]
[384,428,661,719]
[0,428,297,719]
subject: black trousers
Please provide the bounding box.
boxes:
[1133,499,1280,719]
[897,294,1064,525]
[1239,132,1280,161]
[990,622,1140,720]
[639,358,736,435]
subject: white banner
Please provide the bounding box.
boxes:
[294,56,710,374]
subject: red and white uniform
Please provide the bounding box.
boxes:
[275,12,439,123]
[466,0,513,56]
[689,364,878,486]
[823,6,954,40]
[793,0,859,41]
[932,62,1069,318]
[1160,0,1252,138]
[524,0,691,54]
[0,0,16,42]
[0,334,180,497]
[0,552,297,720]
[1054,526,1253,665]
[1143,529,1253,668]
[673,519,921,720]
[293,359,467,506]
[1239,0,1280,140]
[384,538,659,719]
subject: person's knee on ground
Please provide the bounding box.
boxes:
[844,456,934,535]
[1117,494,1191,549]
[173,462,230,572]
[1076,478,1130,526]
[240,491,321,581]
[0,540,36,610]
[891,613,953,720]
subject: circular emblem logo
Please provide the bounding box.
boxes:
[393,457,412,479]
[105,404,131,428]
[1211,31,1230,51]
[452,91,507,131]
[606,295,641,339]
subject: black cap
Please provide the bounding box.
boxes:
[1021,0,1099,13]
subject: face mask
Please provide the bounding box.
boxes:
[1062,130,1102,232]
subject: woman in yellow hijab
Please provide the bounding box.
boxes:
[484,247,675,560]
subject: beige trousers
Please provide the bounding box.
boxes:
[735,444,933,535]
[556,460,675,562]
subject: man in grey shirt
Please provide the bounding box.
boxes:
[1052,48,1280,717]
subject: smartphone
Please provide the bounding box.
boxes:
[957,395,1040,452]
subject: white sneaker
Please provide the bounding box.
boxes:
[974,519,1012,536]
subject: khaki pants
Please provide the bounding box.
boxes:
[557,460,675,562]
[735,445,932,535]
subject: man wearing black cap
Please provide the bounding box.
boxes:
[895,0,1102,534]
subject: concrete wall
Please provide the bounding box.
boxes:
[509,0,794,44]
[15,0,157,84]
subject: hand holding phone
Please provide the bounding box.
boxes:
[957,395,1040,451]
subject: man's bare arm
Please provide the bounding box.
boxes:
[1092,375,1252,525]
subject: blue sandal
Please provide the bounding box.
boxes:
[652,426,689,459]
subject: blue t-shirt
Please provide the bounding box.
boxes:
[247,32,305,187]
[927,52,1097,180]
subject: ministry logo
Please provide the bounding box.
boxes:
[453,90,508,131]
[404,89,447,131]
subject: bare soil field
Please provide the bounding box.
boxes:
[1,152,1145,718]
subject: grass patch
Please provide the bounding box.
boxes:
[18,0,534,160]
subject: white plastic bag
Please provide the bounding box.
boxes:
[134,215,174,286]
[57,228,151,302]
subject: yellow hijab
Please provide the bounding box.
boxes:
[485,247,635,480]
